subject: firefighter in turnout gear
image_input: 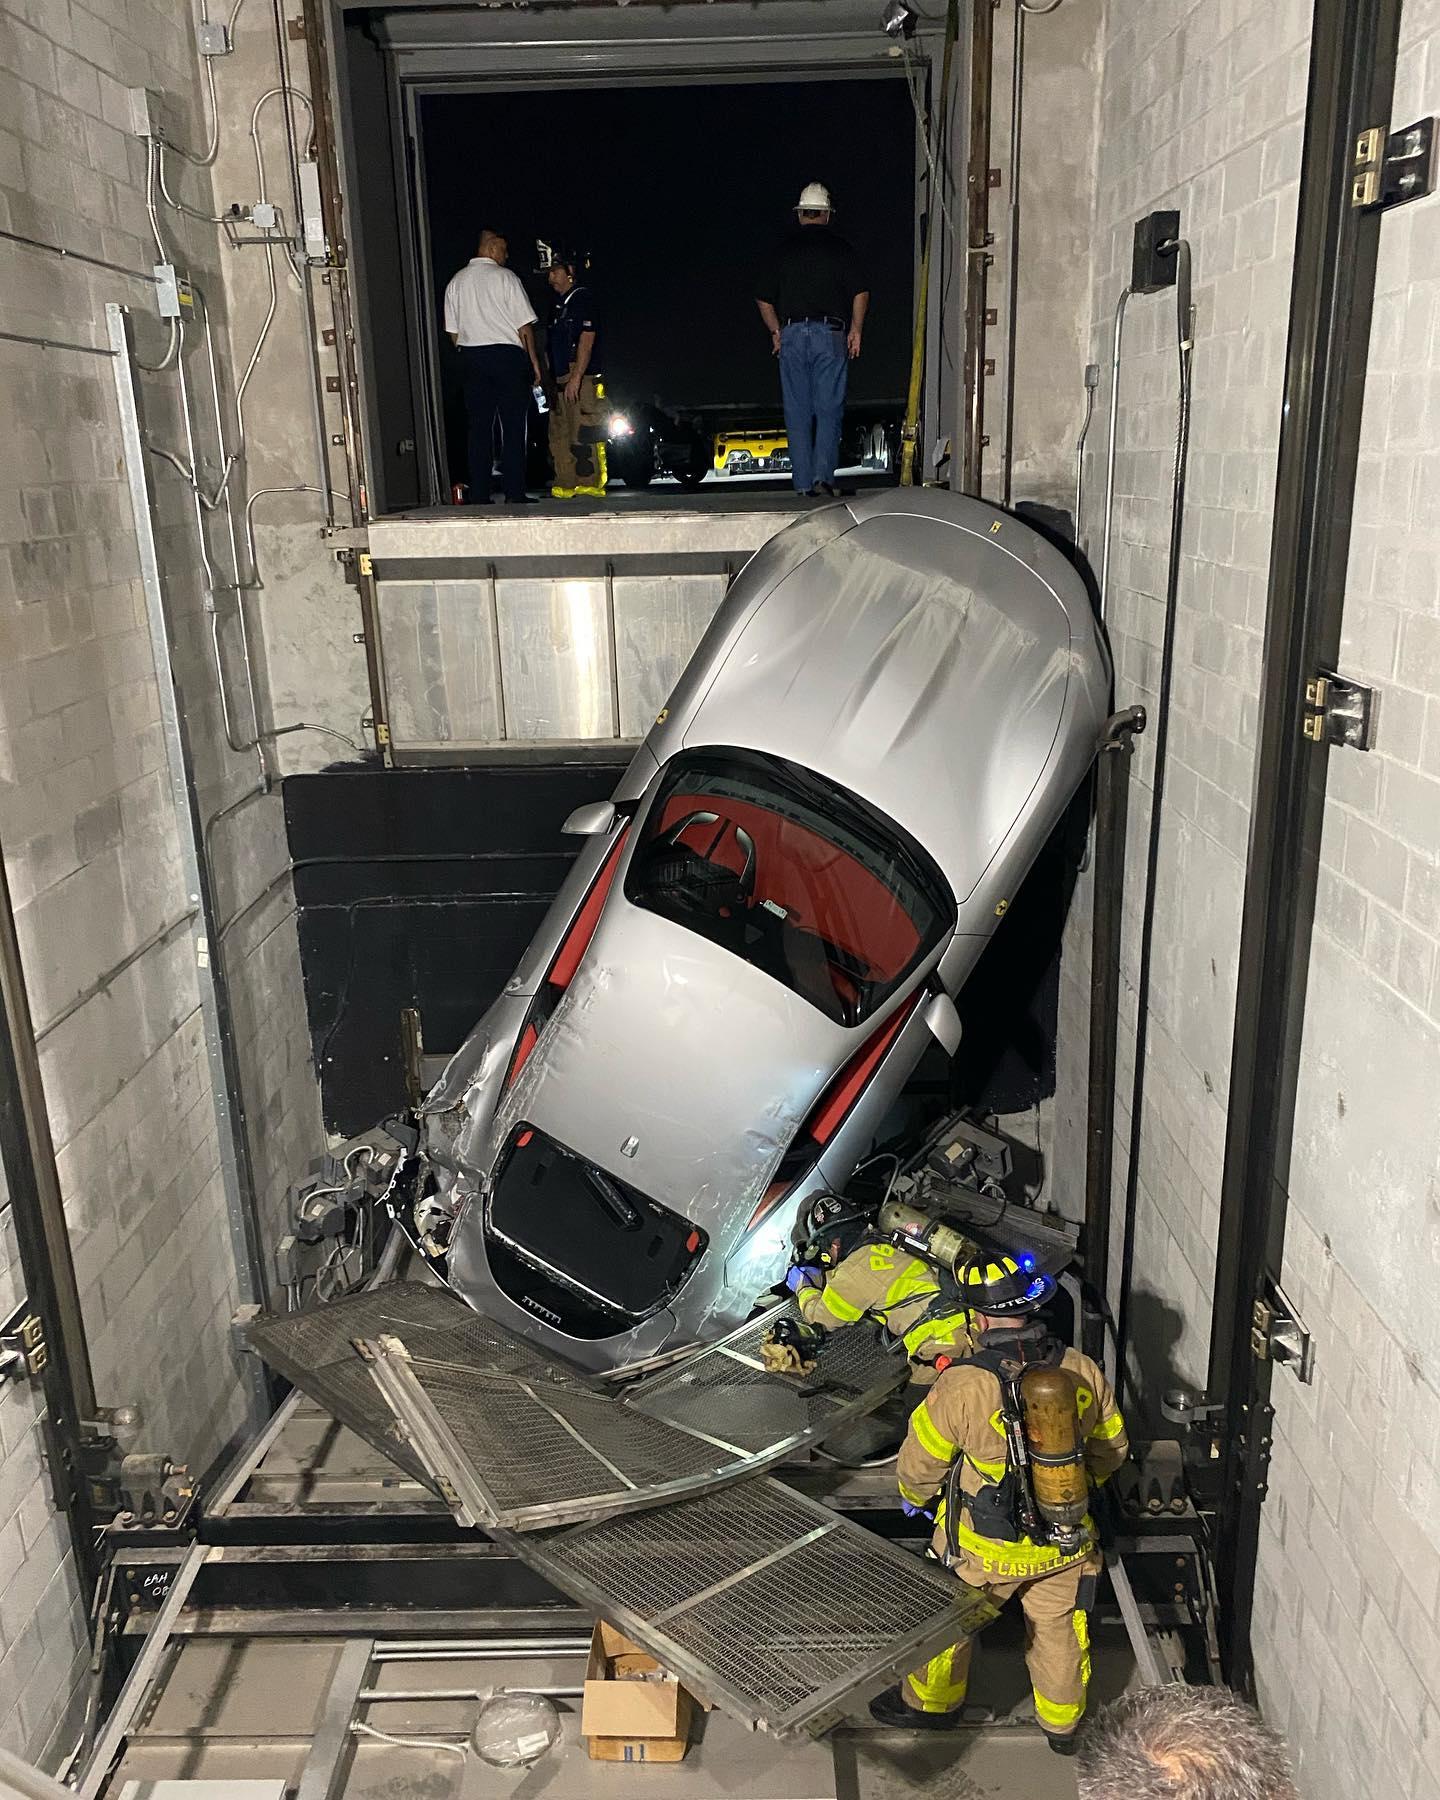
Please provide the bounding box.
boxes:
[779,1193,980,1463]
[789,1238,977,1382]
[867,1254,1129,1754]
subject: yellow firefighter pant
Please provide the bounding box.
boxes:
[903,1550,1099,1736]
[549,374,607,491]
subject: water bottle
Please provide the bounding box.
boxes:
[533,384,549,414]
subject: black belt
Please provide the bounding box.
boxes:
[783,314,845,329]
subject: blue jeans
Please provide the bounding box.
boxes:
[778,321,848,493]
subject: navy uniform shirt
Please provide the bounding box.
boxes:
[756,226,867,322]
[547,284,602,377]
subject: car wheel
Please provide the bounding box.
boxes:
[676,436,710,491]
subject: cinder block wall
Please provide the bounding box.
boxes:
[1052,1,1440,1792]
[0,0,324,1760]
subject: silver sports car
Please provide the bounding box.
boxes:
[419,488,1110,1372]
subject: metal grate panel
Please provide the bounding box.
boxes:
[624,1304,908,1455]
[508,1477,999,1736]
[244,1283,588,1487]
[366,1350,734,1530]
[247,1282,582,1385]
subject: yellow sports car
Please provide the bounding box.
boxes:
[715,429,792,476]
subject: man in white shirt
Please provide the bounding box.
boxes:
[443,230,544,504]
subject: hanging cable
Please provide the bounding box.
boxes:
[1098,287,1132,619]
[1112,240,1194,1409]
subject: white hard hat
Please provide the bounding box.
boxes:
[795,182,834,213]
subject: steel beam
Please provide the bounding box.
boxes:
[0,840,104,1606]
[107,305,272,1421]
[1204,0,1402,1691]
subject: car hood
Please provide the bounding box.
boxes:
[680,501,1082,905]
[471,896,858,1231]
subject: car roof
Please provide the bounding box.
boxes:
[678,490,1104,906]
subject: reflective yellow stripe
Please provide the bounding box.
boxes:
[911,1402,956,1462]
[1074,1609,1092,1687]
[905,1651,968,1712]
[796,1287,825,1323]
[1034,1691,1083,1731]
[820,1285,865,1325]
[898,1477,929,1506]
[952,1516,1094,1577]
[1091,1409,1127,1441]
[964,1451,1007,1480]
[884,1262,940,1306]
[901,1310,970,1357]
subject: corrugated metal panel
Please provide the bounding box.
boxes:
[374,572,725,749]
[374,579,504,744]
[613,574,726,737]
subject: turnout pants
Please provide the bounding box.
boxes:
[549,374,607,493]
[459,344,531,502]
[778,320,848,493]
[903,1549,1100,1738]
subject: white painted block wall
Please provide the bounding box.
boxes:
[0,0,324,1760]
[1054,0,1440,1791]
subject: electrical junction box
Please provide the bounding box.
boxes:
[1131,209,1180,294]
[299,159,328,261]
[251,201,279,230]
[196,18,230,54]
[127,86,162,139]
[153,264,195,320]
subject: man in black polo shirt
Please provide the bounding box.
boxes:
[545,249,607,498]
[755,183,870,498]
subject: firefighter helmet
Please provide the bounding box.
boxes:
[961,1252,1054,1316]
[802,1191,873,1268]
[795,182,834,214]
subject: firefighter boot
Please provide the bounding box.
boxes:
[867,1686,963,1732]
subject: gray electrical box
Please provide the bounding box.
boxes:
[127,87,161,139]
[299,159,328,261]
[153,264,195,320]
[196,18,230,54]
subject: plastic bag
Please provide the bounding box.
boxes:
[470,1691,562,1767]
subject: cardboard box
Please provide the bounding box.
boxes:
[582,1621,696,1763]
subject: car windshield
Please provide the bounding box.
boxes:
[625,747,954,1026]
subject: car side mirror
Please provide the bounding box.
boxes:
[561,801,617,837]
[922,992,963,1057]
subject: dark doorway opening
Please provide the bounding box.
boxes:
[417,76,916,495]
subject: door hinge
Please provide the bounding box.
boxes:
[1302,669,1377,749]
[0,1302,48,1383]
[1352,117,1437,210]
[1251,1276,1314,1384]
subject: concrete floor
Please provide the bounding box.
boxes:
[385,470,894,522]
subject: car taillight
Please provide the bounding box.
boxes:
[505,828,629,1089]
[548,827,629,990]
[746,993,921,1230]
[807,992,919,1144]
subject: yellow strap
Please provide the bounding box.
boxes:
[1091,1409,1127,1441]
[911,1402,956,1462]
[964,1451,1007,1481]
[820,1285,864,1325]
